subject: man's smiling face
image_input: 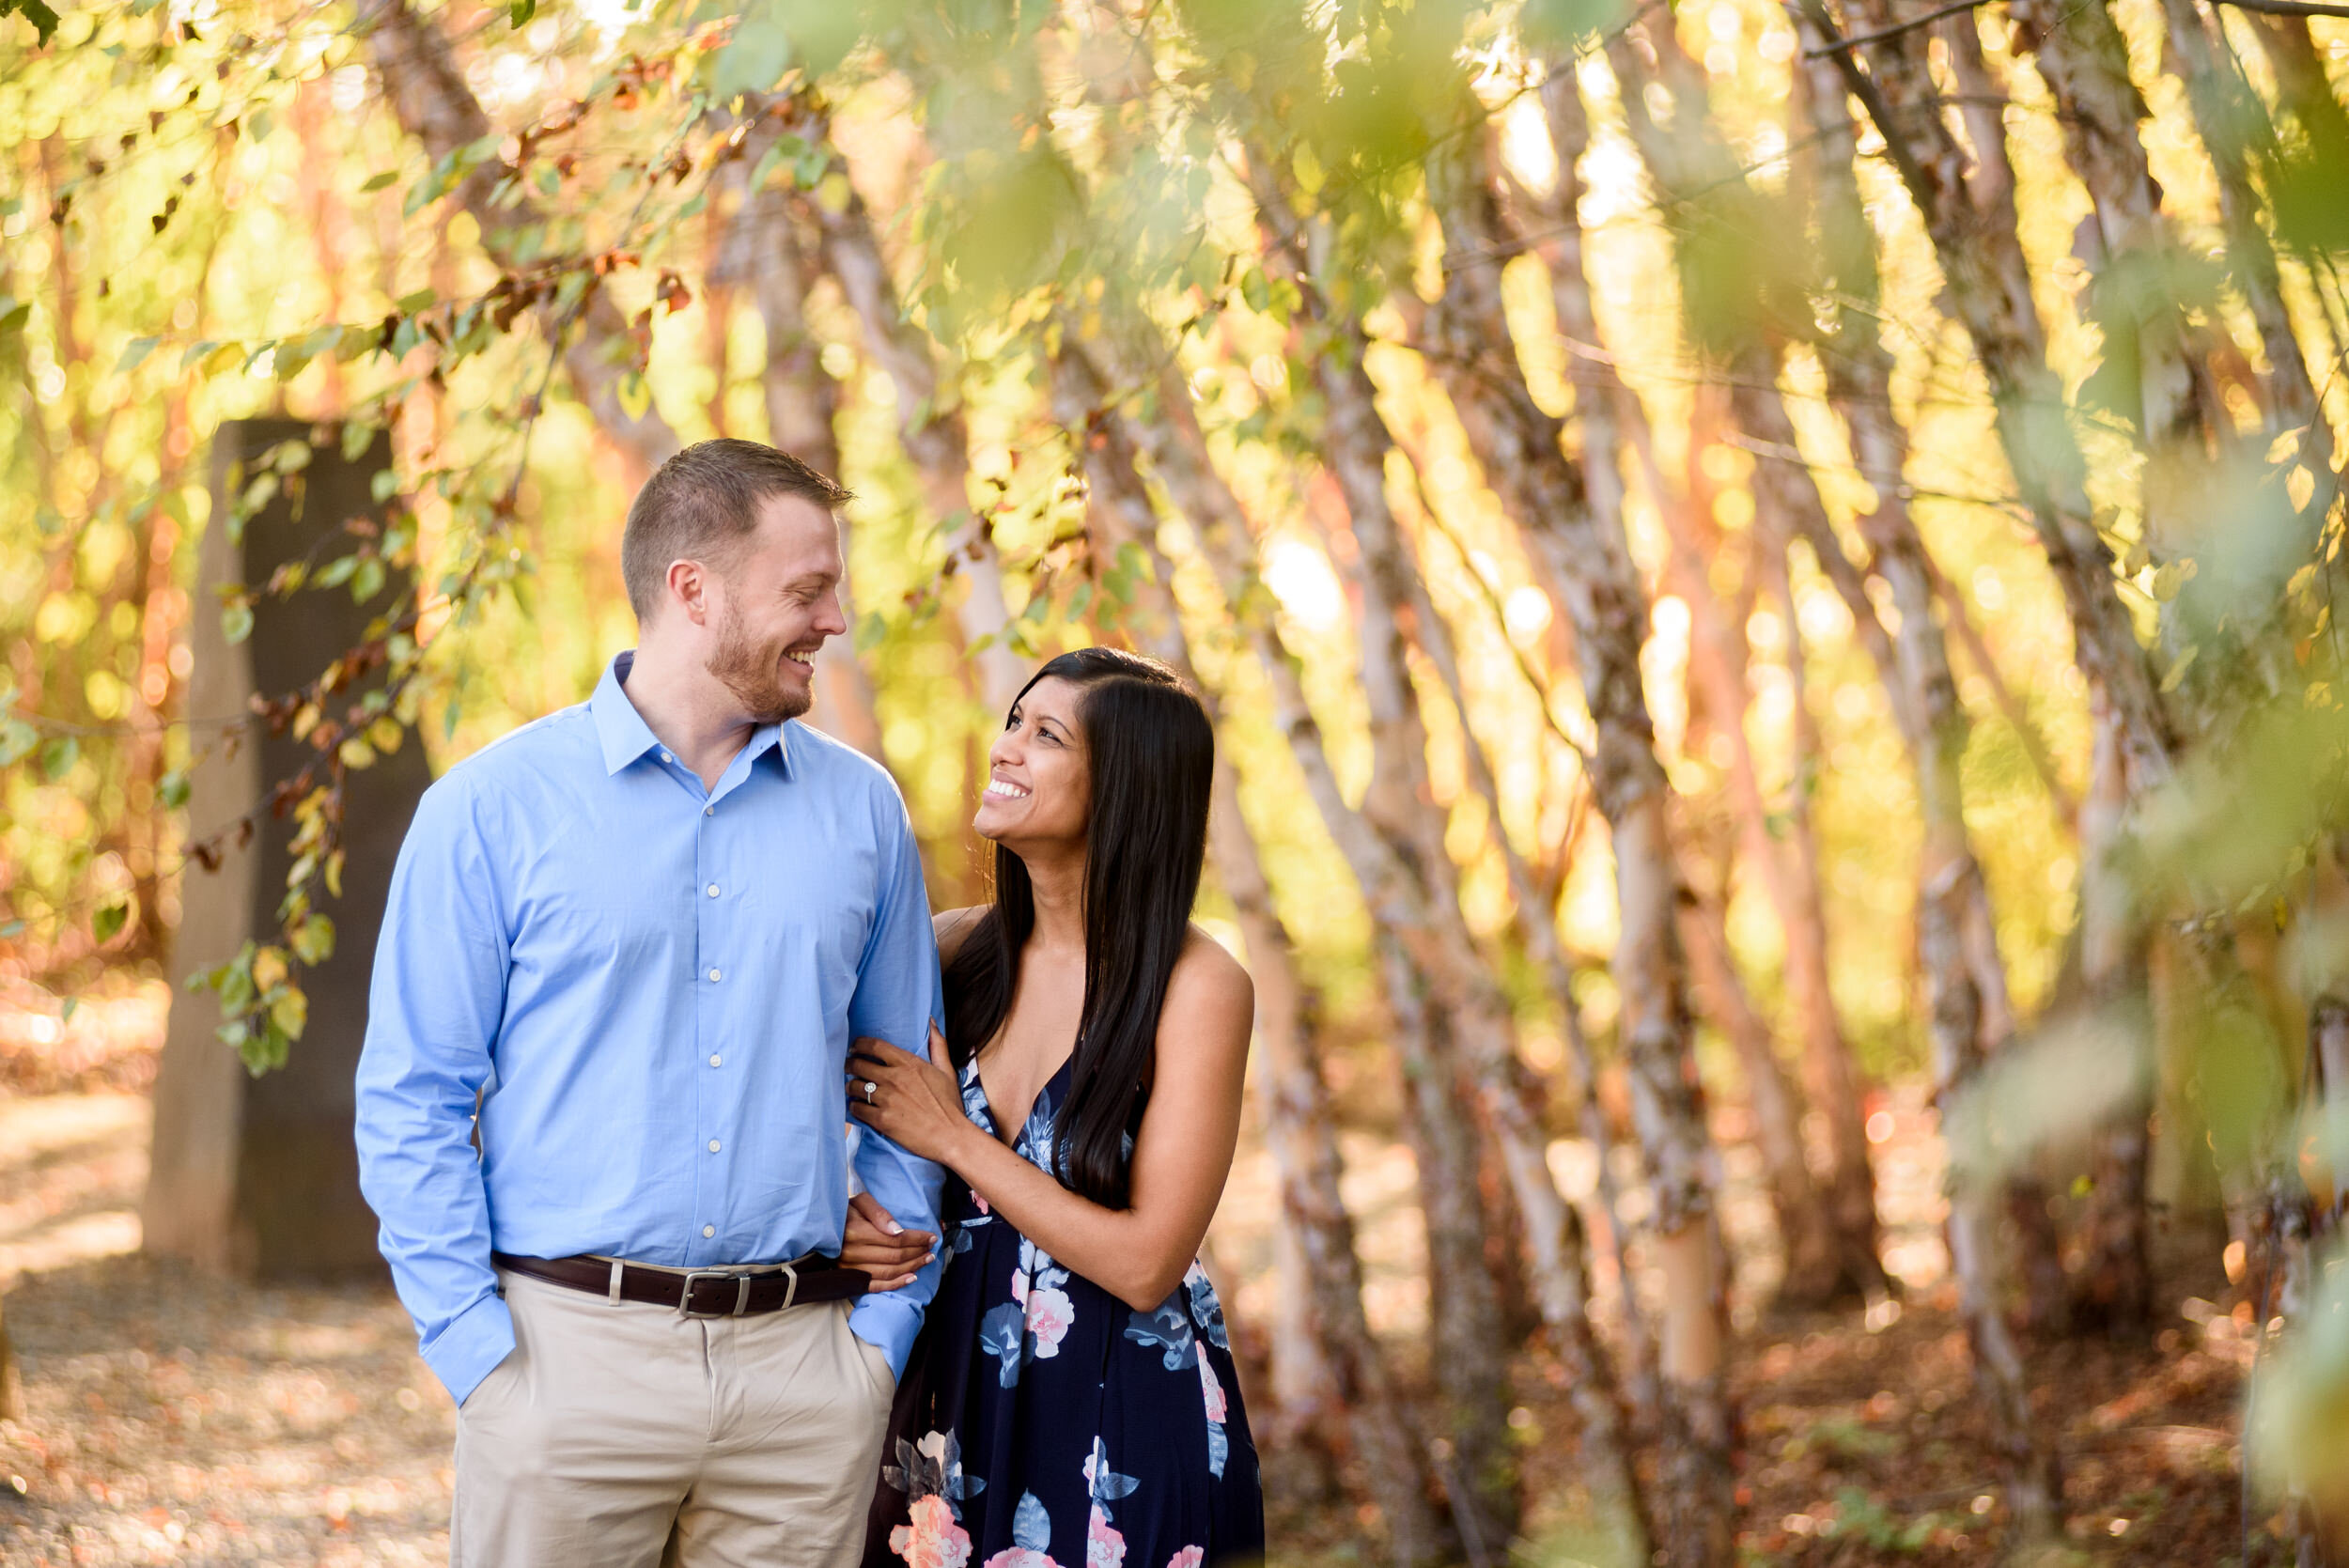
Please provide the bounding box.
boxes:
[700,491,848,724]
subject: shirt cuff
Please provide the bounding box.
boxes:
[423,1288,516,1406]
[848,1290,925,1381]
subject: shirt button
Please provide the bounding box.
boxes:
[702,1225,715,1238]
[707,884,721,898]
[708,967,722,983]
[661,751,674,764]
[708,1139,722,1153]
[705,805,715,816]
[709,1054,722,1067]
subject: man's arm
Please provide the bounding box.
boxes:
[845,791,946,1377]
[353,774,513,1405]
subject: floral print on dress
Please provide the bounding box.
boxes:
[980,1494,1060,1568]
[1082,1438,1139,1568]
[885,1430,983,1568]
[1121,1285,1230,1476]
[1014,1236,1076,1359]
[865,1052,1260,1568]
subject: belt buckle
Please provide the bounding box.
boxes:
[677,1269,751,1318]
[777,1259,798,1312]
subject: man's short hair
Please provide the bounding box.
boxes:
[620,440,853,622]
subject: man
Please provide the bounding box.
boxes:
[356,440,941,1567]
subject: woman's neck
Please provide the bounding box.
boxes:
[1020,845,1087,958]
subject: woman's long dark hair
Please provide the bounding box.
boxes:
[942,646,1215,1209]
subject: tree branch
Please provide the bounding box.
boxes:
[1801,0,1984,54]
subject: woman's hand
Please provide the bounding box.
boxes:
[839,1192,935,1290]
[848,1023,976,1168]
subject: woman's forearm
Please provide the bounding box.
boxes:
[938,1122,1197,1310]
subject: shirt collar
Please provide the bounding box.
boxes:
[591,651,794,780]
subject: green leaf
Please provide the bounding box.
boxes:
[115,336,159,374]
[159,768,192,810]
[0,717,38,766]
[270,986,307,1039]
[221,601,255,644]
[508,0,534,23]
[289,912,336,965]
[709,15,793,101]
[0,295,29,336]
[92,902,128,946]
[396,287,438,314]
[216,960,256,1018]
[616,372,652,421]
[241,1021,290,1074]
[3,0,61,45]
[352,557,386,603]
[59,995,78,1024]
[40,737,78,780]
[361,169,400,193]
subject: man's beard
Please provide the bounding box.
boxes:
[705,599,813,724]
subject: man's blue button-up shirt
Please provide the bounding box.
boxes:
[355,651,944,1405]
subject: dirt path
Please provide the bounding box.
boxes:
[1,1256,456,1566]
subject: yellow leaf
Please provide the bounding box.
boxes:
[271,986,308,1039]
[368,716,405,753]
[339,737,377,769]
[252,946,288,992]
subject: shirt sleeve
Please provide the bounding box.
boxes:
[353,771,514,1405]
[845,784,947,1379]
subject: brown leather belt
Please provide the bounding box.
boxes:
[493,1251,869,1316]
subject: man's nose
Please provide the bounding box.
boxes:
[815,591,848,638]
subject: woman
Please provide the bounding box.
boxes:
[844,646,1264,1568]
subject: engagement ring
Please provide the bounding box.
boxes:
[861,1080,878,1102]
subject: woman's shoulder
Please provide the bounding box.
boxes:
[933,905,988,964]
[1163,924,1253,1034]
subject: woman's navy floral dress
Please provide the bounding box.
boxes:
[862,1052,1264,1568]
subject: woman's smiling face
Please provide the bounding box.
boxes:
[972,676,1092,851]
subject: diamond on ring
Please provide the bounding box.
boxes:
[862,1080,878,1102]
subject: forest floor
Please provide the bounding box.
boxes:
[0,976,2282,1565]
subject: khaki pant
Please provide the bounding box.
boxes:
[452,1266,895,1568]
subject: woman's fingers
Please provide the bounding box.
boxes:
[848,1190,905,1236]
[926,1020,951,1069]
[839,1190,937,1291]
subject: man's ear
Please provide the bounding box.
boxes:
[665,558,710,626]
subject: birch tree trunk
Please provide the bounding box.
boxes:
[2075,692,2155,1329]
[1050,340,1453,1567]
[1077,313,1512,1555]
[2157,0,2337,485]
[715,123,883,760]
[2009,0,2229,489]
[1284,249,1521,1551]
[785,97,1025,716]
[1679,871,1843,1305]
[1415,98,1735,1568]
[366,0,679,483]
[1590,29,1891,1302]
[1791,26,2066,1536]
[1811,0,2177,799]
